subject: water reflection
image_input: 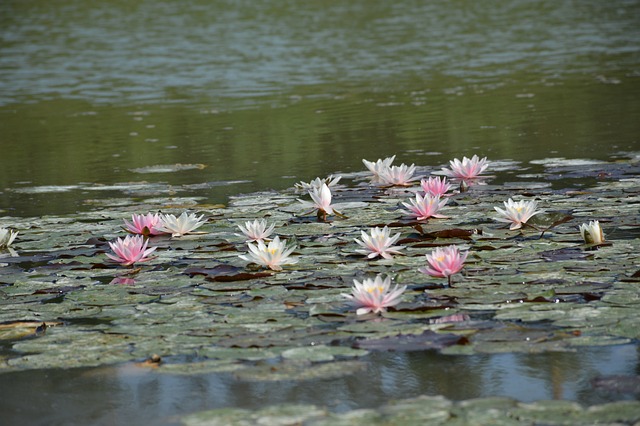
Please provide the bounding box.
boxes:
[1,345,637,425]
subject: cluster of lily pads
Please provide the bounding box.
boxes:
[1,155,605,318]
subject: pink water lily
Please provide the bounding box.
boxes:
[401,193,448,220]
[494,198,543,230]
[341,275,406,315]
[123,213,166,236]
[106,235,157,266]
[441,155,489,180]
[420,176,452,197]
[419,245,468,286]
[354,226,405,260]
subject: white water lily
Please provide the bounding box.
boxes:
[355,226,404,259]
[239,236,298,271]
[579,220,605,245]
[158,212,206,237]
[341,275,406,315]
[298,183,344,221]
[362,155,396,177]
[493,198,543,230]
[378,163,419,186]
[295,175,342,191]
[237,219,276,242]
[0,228,18,248]
[440,155,489,179]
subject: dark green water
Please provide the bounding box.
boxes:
[1,0,640,424]
[1,0,639,217]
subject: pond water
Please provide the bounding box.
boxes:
[1,0,640,424]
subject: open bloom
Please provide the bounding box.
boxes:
[0,228,18,249]
[494,198,543,230]
[579,220,605,245]
[420,176,452,197]
[106,235,157,266]
[401,193,448,220]
[295,175,342,191]
[157,212,206,237]
[362,155,396,177]
[355,226,405,259]
[378,163,419,186]
[419,245,468,285]
[341,275,406,315]
[123,213,166,236]
[441,155,489,180]
[239,236,298,271]
[237,219,276,242]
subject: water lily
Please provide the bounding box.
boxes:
[579,220,605,245]
[401,193,448,220]
[420,176,452,197]
[440,155,489,180]
[494,198,543,230]
[362,155,396,177]
[0,228,18,249]
[106,234,157,266]
[355,226,405,260]
[419,245,468,286]
[378,163,419,186]
[237,219,276,242]
[123,213,166,236]
[239,235,298,271]
[295,175,342,191]
[157,212,206,237]
[298,183,344,221]
[341,274,406,315]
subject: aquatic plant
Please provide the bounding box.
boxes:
[295,175,342,191]
[106,234,157,266]
[0,227,18,248]
[440,155,489,180]
[378,163,419,186]
[362,155,396,177]
[579,220,605,245]
[237,219,276,242]
[419,245,468,286]
[420,176,452,197]
[157,212,207,237]
[354,226,404,260]
[493,198,543,230]
[342,275,406,315]
[239,235,298,271]
[123,213,166,236]
[298,183,343,221]
[401,193,448,220]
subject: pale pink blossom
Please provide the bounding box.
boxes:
[441,155,489,180]
[494,198,543,230]
[123,213,166,236]
[355,226,404,260]
[295,175,342,191]
[298,183,343,221]
[401,193,448,220]
[378,163,419,186]
[239,236,298,271]
[237,219,276,242]
[106,235,157,266]
[420,176,452,197]
[419,245,468,286]
[341,275,406,315]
